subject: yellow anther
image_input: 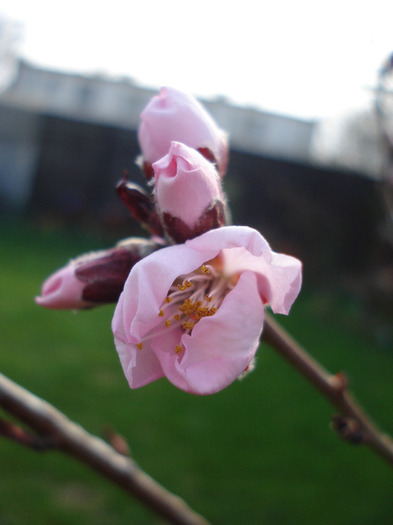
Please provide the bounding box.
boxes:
[164,297,172,304]
[196,306,208,317]
[201,265,210,274]
[205,294,213,302]
[182,321,195,331]
[178,298,197,316]
[177,283,187,291]
[207,307,217,316]
[175,345,183,354]
[158,309,165,317]
[164,319,172,328]
[185,280,192,288]
[136,343,143,350]
[174,314,182,321]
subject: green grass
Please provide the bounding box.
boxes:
[1,220,392,524]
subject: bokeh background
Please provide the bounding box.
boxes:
[1,1,393,524]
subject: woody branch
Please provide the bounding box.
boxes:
[0,372,209,525]
[263,313,393,468]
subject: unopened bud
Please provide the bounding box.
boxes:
[153,141,228,243]
[138,87,228,178]
[35,238,160,309]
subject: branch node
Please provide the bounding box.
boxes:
[103,424,131,457]
[330,415,366,445]
[0,418,57,451]
[328,372,348,393]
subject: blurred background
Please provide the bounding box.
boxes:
[0,1,392,524]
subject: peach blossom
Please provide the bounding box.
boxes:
[112,226,302,395]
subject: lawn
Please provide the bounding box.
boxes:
[1,220,392,524]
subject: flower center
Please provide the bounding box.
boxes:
[136,259,235,355]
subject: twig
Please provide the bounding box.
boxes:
[0,372,210,525]
[262,313,393,468]
[0,417,55,450]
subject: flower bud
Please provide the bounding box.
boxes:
[35,238,160,310]
[138,87,228,178]
[153,141,227,243]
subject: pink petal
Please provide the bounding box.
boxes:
[112,293,165,388]
[35,264,89,309]
[153,142,223,228]
[220,246,302,314]
[138,87,228,176]
[185,225,272,258]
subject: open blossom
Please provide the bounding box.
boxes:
[153,141,227,242]
[112,226,302,395]
[138,87,228,178]
[35,238,160,310]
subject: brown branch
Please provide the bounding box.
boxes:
[262,313,393,468]
[0,372,210,525]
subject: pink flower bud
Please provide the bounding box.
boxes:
[153,142,227,243]
[138,87,228,178]
[35,239,160,310]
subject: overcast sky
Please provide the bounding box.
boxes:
[1,0,391,119]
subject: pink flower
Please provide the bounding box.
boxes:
[112,226,302,395]
[35,238,160,310]
[153,142,227,242]
[138,87,228,178]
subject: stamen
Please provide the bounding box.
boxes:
[177,280,192,291]
[182,321,195,331]
[150,260,231,347]
[136,343,143,350]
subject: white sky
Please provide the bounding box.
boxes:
[0,0,392,119]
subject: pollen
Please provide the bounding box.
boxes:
[158,309,165,317]
[182,321,195,331]
[201,265,210,274]
[164,296,172,304]
[136,343,143,350]
[164,319,172,328]
[174,314,181,321]
[175,345,183,354]
[178,298,198,316]
[205,294,213,302]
